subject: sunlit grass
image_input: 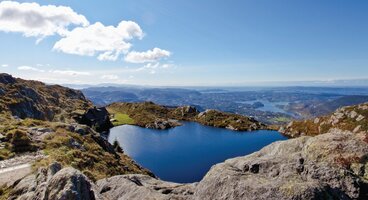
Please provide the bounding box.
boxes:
[112,113,135,126]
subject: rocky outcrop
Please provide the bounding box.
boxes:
[280,102,368,138]
[76,107,113,132]
[96,174,195,200]
[196,109,266,131]
[172,105,199,120]
[0,73,16,84]
[0,73,92,122]
[8,163,100,200]
[145,119,181,130]
[194,129,368,200]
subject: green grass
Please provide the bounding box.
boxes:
[112,113,135,126]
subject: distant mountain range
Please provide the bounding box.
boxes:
[80,85,368,124]
[63,78,368,89]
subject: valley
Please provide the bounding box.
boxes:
[82,86,368,124]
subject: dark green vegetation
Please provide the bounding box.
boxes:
[107,102,266,131]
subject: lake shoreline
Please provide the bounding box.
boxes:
[108,122,287,183]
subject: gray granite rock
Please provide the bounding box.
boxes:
[97,174,195,200]
[8,164,101,200]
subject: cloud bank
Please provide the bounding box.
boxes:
[0,1,88,40]
[0,1,171,62]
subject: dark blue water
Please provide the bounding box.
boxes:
[108,122,287,183]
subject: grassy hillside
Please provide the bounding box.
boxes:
[0,73,92,123]
[0,74,152,179]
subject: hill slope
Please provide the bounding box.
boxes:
[0,73,92,122]
[280,102,368,138]
[284,95,368,119]
[0,74,152,194]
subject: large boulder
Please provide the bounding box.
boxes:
[96,174,195,200]
[9,163,100,200]
[77,107,113,132]
[44,168,98,200]
[145,119,181,130]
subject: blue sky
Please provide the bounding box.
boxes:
[0,0,368,86]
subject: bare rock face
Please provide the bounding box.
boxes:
[9,163,100,200]
[145,119,181,130]
[96,174,195,200]
[173,106,199,119]
[194,129,368,200]
[0,73,92,122]
[45,168,97,200]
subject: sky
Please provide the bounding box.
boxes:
[0,0,368,86]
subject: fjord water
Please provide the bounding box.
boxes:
[108,122,287,183]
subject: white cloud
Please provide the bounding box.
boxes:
[125,48,171,63]
[1,64,8,67]
[0,1,88,40]
[135,62,174,74]
[49,70,90,76]
[18,65,44,72]
[0,2,171,63]
[53,21,143,61]
[101,74,119,80]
